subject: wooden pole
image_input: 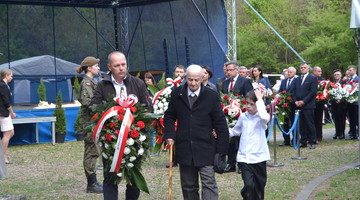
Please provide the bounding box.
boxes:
[168,144,173,200]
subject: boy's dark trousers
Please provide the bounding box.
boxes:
[239,161,267,200]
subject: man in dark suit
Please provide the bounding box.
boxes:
[278,66,296,146]
[216,63,229,91]
[293,63,318,149]
[164,64,229,200]
[221,61,253,173]
[346,65,359,140]
[312,66,325,143]
[221,61,253,97]
[90,51,152,200]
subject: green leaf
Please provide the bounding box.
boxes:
[147,84,159,96]
[129,167,149,194]
[153,143,162,154]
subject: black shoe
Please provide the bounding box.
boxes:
[86,174,103,193]
[333,135,338,139]
[309,144,316,150]
[278,142,290,147]
[224,165,236,173]
[166,162,178,168]
[338,136,345,140]
[300,144,307,148]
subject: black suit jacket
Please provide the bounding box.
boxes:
[279,77,295,94]
[0,80,11,117]
[164,83,229,167]
[294,73,318,109]
[221,76,253,97]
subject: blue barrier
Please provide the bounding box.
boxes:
[267,112,300,149]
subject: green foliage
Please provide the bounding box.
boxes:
[74,112,81,134]
[53,91,67,134]
[37,78,47,102]
[237,0,356,77]
[73,76,80,100]
[157,73,166,89]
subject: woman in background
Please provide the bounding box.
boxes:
[76,56,103,193]
[0,69,16,164]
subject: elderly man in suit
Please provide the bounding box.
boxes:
[164,64,229,200]
[221,61,253,173]
[293,63,318,149]
[278,66,297,146]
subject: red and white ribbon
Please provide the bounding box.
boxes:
[166,77,182,88]
[92,94,138,173]
[349,83,358,95]
[110,108,134,173]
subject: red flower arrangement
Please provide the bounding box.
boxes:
[90,95,158,194]
[220,91,246,128]
[273,91,293,127]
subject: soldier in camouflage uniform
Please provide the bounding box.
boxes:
[76,56,102,193]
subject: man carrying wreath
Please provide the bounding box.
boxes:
[90,51,152,200]
[164,64,229,200]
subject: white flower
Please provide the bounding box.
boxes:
[116,173,122,177]
[98,142,102,147]
[129,156,136,162]
[153,105,158,111]
[158,102,164,108]
[280,122,284,125]
[122,159,125,164]
[138,148,144,155]
[127,138,134,146]
[124,147,131,155]
[139,135,146,142]
[282,112,285,115]
[102,152,108,159]
[104,143,109,149]
[127,163,134,168]
[162,98,167,103]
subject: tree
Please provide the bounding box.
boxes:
[37,78,47,102]
[53,91,67,134]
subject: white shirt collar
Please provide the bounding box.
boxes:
[187,86,201,97]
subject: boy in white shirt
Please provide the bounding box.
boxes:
[229,89,270,200]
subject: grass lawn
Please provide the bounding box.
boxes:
[0,128,359,200]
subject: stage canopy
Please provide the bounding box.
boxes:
[0,0,228,104]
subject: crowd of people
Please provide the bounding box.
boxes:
[0,51,358,200]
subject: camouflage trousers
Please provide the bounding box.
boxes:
[83,131,100,177]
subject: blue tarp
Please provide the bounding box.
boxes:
[9,107,79,145]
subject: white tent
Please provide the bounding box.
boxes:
[0,55,79,104]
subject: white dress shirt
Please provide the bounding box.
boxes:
[229,99,271,164]
[111,74,127,98]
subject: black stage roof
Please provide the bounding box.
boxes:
[0,0,175,8]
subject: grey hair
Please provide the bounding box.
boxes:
[186,64,203,77]
[288,66,296,73]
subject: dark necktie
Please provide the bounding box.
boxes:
[286,79,291,89]
[229,79,234,91]
[300,75,304,86]
[188,94,197,108]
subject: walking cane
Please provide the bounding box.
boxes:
[168,144,173,200]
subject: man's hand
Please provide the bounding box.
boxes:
[166,138,174,146]
[212,129,217,138]
[295,100,305,107]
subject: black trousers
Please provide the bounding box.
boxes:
[299,109,317,145]
[347,103,359,138]
[314,102,324,141]
[331,101,347,138]
[239,161,267,200]
[102,157,140,200]
[282,110,295,144]
[227,137,239,168]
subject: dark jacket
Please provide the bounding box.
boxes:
[293,73,318,109]
[221,75,253,97]
[90,73,152,109]
[164,83,229,167]
[0,80,11,117]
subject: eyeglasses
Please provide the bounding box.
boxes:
[300,67,307,69]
